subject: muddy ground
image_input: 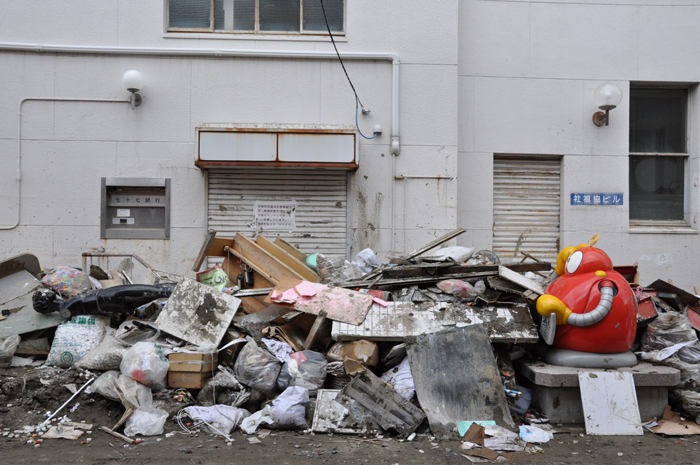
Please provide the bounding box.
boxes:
[1,366,699,465]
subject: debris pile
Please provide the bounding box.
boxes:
[2,230,700,459]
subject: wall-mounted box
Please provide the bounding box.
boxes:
[101,178,170,239]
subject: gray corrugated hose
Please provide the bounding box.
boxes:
[567,282,614,327]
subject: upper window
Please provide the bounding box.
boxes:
[167,0,345,34]
[629,87,689,223]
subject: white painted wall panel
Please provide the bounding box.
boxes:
[200,132,277,161]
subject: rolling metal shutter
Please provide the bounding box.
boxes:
[493,156,561,262]
[207,168,349,257]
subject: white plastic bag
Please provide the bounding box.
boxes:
[270,386,309,429]
[351,248,378,273]
[124,407,169,437]
[380,356,415,401]
[183,405,251,435]
[120,341,170,391]
[47,316,106,367]
[234,338,281,393]
[423,246,475,263]
[240,405,274,434]
[0,335,21,368]
[519,425,553,443]
[91,370,153,409]
[75,327,129,371]
[262,338,294,363]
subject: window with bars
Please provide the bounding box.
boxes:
[167,0,345,34]
[629,87,690,224]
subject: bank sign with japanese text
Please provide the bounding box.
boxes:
[570,193,623,206]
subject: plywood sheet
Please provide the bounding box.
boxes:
[578,371,643,436]
[155,278,240,347]
[332,302,537,343]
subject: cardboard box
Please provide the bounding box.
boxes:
[327,340,379,367]
[168,352,218,389]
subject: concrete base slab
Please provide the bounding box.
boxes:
[515,359,680,424]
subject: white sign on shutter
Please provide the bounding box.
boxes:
[253,200,297,231]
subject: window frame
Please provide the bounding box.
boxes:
[165,0,346,36]
[628,84,694,228]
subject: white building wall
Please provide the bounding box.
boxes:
[458,0,700,290]
[0,0,459,274]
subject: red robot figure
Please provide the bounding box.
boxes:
[536,237,637,354]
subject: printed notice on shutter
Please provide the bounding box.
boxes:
[253,200,297,231]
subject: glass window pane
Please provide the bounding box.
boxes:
[260,0,300,32]
[169,0,212,29]
[630,88,687,153]
[303,0,344,32]
[214,0,255,31]
[629,155,685,221]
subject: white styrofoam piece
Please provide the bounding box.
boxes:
[311,389,361,434]
[578,371,643,436]
[331,301,537,343]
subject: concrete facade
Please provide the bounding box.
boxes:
[1,1,699,290]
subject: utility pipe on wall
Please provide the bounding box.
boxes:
[0,42,401,241]
[0,97,130,230]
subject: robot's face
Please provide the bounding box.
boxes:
[564,247,613,275]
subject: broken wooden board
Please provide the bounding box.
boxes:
[336,370,426,438]
[265,279,374,326]
[255,235,320,282]
[311,389,381,434]
[650,405,700,436]
[155,278,240,347]
[382,263,551,280]
[43,421,93,440]
[231,304,292,341]
[274,237,306,262]
[578,371,642,436]
[0,269,65,339]
[498,266,545,296]
[406,325,515,439]
[331,301,538,343]
[235,233,306,283]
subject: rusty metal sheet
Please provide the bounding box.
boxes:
[335,370,426,438]
[406,325,515,439]
[331,301,538,343]
[154,278,241,347]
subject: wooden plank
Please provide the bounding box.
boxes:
[192,230,217,272]
[303,310,327,350]
[222,251,277,287]
[111,408,134,431]
[256,235,320,282]
[498,266,545,295]
[274,237,307,262]
[99,426,134,444]
[234,233,306,283]
[405,228,467,260]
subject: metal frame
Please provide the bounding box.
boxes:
[195,124,359,169]
[165,0,347,36]
[628,84,693,227]
[100,177,171,239]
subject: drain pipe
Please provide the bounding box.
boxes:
[0,42,400,232]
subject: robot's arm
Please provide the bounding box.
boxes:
[566,281,614,327]
[537,280,614,327]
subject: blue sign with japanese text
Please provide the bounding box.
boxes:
[570,193,623,206]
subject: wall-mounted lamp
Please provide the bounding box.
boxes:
[592,82,622,126]
[122,70,144,110]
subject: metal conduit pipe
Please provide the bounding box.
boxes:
[567,282,615,327]
[0,42,401,233]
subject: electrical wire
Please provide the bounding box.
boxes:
[320,0,377,140]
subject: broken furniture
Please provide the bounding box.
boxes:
[515,359,680,423]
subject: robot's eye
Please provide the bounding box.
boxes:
[566,250,583,274]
